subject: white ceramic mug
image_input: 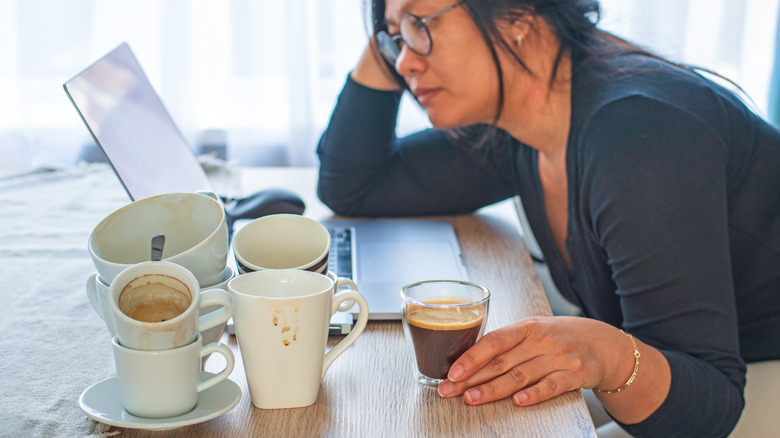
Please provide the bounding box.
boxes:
[108,261,234,350]
[232,214,330,275]
[112,334,234,418]
[88,191,228,287]
[228,269,368,409]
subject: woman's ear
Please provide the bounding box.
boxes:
[512,16,532,49]
[498,12,533,51]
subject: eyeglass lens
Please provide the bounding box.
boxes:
[377,1,462,65]
[377,16,430,65]
[399,15,432,56]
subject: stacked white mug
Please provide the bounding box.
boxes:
[106,261,235,418]
[229,214,369,409]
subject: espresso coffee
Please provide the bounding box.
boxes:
[119,274,191,323]
[405,297,485,379]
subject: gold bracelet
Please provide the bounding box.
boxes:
[595,330,641,394]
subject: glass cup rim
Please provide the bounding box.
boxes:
[400,279,490,308]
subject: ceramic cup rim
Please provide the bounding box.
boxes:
[227,269,334,300]
[232,214,330,273]
[111,332,204,355]
[88,192,226,268]
[109,261,200,329]
[95,265,233,290]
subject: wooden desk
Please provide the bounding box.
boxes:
[118,167,597,437]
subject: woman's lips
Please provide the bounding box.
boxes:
[413,87,439,105]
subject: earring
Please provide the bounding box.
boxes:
[516,34,523,47]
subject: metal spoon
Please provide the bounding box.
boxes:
[151,234,166,261]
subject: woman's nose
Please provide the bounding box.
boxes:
[394,43,426,77]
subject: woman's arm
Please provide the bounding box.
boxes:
[317,43,515,217]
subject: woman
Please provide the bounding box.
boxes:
[316,0,780,436]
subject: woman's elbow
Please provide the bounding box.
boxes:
[316,180,365,217]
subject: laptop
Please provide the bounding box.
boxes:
[64,42,469,333]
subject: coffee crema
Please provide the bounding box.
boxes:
[405,297,485,379]
[119,274,191,323]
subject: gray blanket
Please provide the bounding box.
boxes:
[0,162,238,437]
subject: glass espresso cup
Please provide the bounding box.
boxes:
[401,280,490,387]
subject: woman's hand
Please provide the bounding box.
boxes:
[350,38,402,91]
[436,316,639,407]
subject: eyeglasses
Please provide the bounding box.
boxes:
[376,1,464,66]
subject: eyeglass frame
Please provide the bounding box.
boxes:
[375,1,464,65]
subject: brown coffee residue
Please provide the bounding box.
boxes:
[268,302,301,346]
[119,274,191,323]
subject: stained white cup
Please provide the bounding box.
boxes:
[228,269,368,409]
[107,261,234,351]
[86,265,234,346]
[88,191,228,287]
[232,214,330,275]
[112,334,234,418]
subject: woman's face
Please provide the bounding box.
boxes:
[384,0,504,129]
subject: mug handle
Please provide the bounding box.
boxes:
[334,277,358,312]
[197,342,235,393]
[321,290,369,379]
[85,274,104,320]
[197,288,235,333]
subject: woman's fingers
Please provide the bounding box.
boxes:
[440,341,537,391]
[461,356,555,405]
[512,370,580,406]
[446,320,532,383]
[438,343,535,398]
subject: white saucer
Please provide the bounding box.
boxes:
[79,372,241,430]
[200,265,235,289]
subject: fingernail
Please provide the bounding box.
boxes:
[464,389,481,404]
[437,380,454,397]
[513,392,529,405]
[448,364,464,381]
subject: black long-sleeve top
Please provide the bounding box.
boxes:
[316,54,780,437]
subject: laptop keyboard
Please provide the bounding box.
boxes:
[327,226,354,280]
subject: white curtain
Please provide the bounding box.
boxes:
[598,0,779,115]
[0,0,777,176]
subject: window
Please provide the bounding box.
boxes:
[0,0,776,176]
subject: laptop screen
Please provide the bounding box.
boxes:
[63,42,213,201]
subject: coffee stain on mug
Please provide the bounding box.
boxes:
[269,301,301,346]
[137,330,153,350]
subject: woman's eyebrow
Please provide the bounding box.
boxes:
[384,0,413,29]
